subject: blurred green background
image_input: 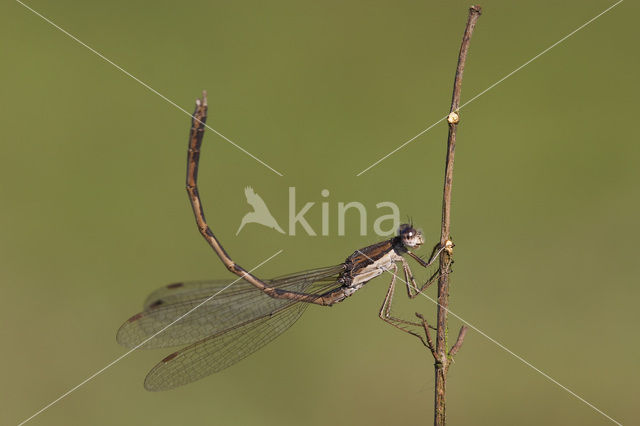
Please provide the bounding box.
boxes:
[2,0,638,425]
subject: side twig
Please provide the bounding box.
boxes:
[433,6,481,426]
[448,325,468,358]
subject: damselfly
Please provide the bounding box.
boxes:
[116,93,449,391]
[117,224,446,391]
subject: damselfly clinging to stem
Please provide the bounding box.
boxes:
[117,92,452,391]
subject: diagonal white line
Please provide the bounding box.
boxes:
[458,0,624,112]
[16,249,284,426]
[15,0,284,177]
[356,0,624,176]
[355,250,622,425]
[356,117,447,176]
[410,284,623,425]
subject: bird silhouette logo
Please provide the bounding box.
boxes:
[236,186,285,235]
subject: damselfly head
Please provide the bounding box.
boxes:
[398,224,424,248]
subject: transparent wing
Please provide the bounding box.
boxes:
[142,281,247,311]
[144,302,308,391]
[116,265,344,349]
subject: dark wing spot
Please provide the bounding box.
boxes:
[148,300,164,309]
[167,282,184,289]
[162,352,179,363]
[127,312,144,323]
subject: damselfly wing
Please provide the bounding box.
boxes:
[117,265,344,390]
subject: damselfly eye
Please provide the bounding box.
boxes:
[397,223,412,236]
[397,224,423,248]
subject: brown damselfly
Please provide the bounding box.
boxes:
[117,93,448,391]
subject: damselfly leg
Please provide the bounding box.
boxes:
[404,243,447,298]
[378,263,431,346]
[377,242,446,347]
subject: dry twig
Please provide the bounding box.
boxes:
[431,6,482,425]
[185,6,481,424]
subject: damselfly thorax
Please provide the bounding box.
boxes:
[338,224,426,298]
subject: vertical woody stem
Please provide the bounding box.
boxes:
[434,6,481,426]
